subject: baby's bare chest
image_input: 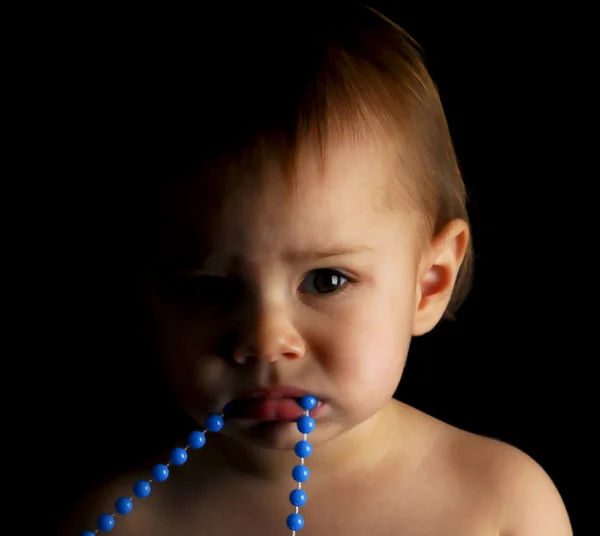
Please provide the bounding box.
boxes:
[136,478,499,536]
[140,507,497,536]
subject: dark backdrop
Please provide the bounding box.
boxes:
[31,6,582,534]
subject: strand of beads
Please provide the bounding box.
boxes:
[286,395,317,534]
[80,412,225,536]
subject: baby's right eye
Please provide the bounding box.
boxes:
[165,275,242,308]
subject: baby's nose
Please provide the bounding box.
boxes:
[233,308,305,364]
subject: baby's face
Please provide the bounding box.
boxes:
[147,141,425,449]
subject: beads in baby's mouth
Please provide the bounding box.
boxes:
[80,397,318,535]
[286,395,317,534]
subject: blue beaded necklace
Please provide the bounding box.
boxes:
[81,395,318,535]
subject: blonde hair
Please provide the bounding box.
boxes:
[140,4,473,316]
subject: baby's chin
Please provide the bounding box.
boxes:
[220,420,313,451]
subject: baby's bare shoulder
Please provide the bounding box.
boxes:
[58,469,159,536]
[433,417,572,536]
[469,436,571,536]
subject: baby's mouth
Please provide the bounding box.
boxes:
[225,397,323,421]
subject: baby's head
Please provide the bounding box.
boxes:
[138,5,472,449]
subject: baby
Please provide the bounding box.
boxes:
[63,5,572,535]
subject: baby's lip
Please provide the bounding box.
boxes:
[234,386,316,400]
[223,387,323,418]
[224,397,324,421]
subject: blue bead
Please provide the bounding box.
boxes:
[152,463,169,482]
[206,413,224,432]
[292,464,310,482]
[298,395,317,410]
[115,497,133,515]
[286,512,304,530]
[81,532,95,536]
[133,480,151,498]
[289,488,307,507]
[188,430,206,449]
[97,513,115,531]
[297,415,315,434]
[294,440,312,458]
[170,447,188,465]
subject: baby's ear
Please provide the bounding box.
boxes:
[412,219,469,336]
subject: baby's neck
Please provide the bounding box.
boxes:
[204,399,406,483]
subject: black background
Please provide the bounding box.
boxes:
[26,5,583,534]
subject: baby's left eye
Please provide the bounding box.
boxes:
[298,269,348,295]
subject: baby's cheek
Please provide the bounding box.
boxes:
[154,309,228,359]
[161,351,231,415]
[313,309,410,393]
[154,317,229,387]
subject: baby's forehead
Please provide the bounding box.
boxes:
[146,138,430,275]
[170,138,396,220]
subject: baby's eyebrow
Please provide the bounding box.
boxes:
[155,246,376,273]
[282,246,376,261]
